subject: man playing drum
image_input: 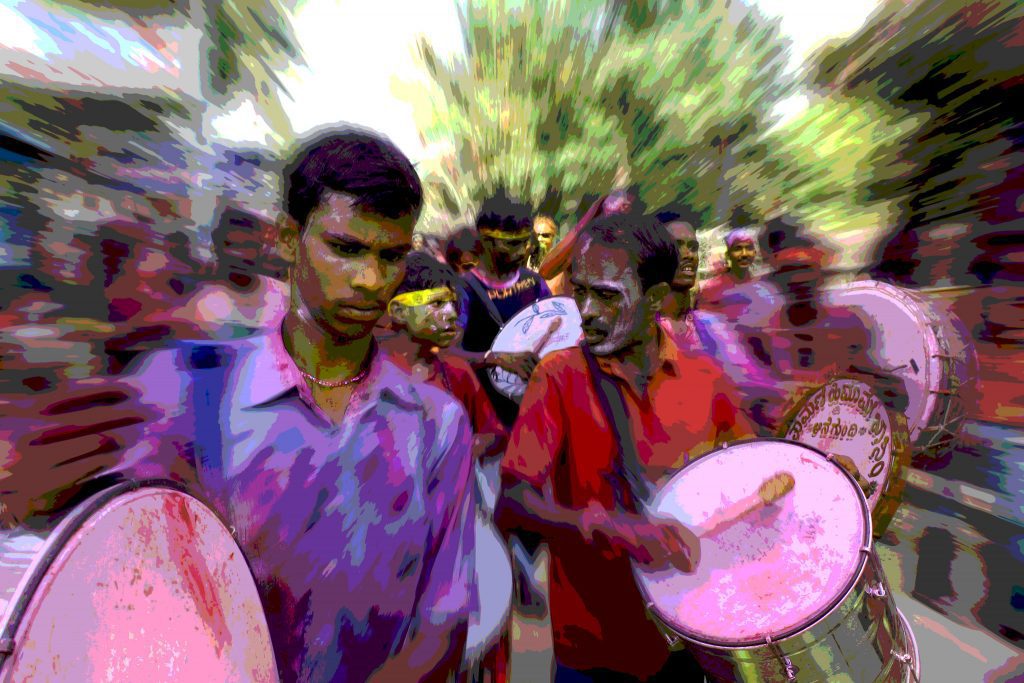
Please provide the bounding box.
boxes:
[0,127,478,683]
[496,214,755,681]
[453,193,552,429]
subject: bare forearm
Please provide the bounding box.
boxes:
[495,479,592,545]
[447,346,491,371]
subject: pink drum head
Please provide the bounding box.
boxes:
[786,378,893,512]
[636,440,869,646]
[824,281,942,444]
[489,296,583,400]
[1,485,277,682]
[466,516,513,658]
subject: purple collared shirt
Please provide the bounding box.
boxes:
[124,332,476,682]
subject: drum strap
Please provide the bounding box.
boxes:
[581,345,651,511]
[463,272,506,328]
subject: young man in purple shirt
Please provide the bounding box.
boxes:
[0,127,477,682]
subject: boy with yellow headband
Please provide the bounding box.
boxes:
[384,252,507,462]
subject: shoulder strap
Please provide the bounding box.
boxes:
[462,272,504,327]
[581,345,651,510]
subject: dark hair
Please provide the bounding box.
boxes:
[445,226,481,263]
[656,204,703,228]
[579,214,679,292]
[395,251,460,296]
[475,192,533,234]
[764,215,811,255]
[283,126,422,229]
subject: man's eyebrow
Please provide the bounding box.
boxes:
[322,232,368,247]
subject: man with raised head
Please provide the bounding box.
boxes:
[497,213,753,681]
[0,126,477,683]
[455,193,551,428]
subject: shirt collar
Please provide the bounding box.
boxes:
[596,325,683,381]
[235,329,422,412]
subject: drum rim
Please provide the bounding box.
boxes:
[487,295,581,399]
[825,280,942,437]
[0,479,210,658]
[633,436,874,649]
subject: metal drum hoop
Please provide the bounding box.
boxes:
[633,437,874,651]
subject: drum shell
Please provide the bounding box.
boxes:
[824,281,979,461]
[650,550,919,683]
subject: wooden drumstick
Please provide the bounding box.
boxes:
[531,316,563,355]
[697,471,795,538]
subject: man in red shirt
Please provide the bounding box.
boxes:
[699,226,763,320]
[496,214,754,681]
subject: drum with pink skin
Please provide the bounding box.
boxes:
[0,482,277,682]
[635,440,920,682]
[824,280,978,460]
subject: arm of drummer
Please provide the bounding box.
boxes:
[495,361,696,569]
[0,349,197,526]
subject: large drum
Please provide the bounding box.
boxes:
[635,440,920,682]
[488,296,583,401]
[0,481,277,681]
[783,376,912,538]
[824,281,978,460]
[464,515,513,671]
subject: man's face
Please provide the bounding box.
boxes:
[533,218,556,255]
[284,191,414,341]
[726,239,756,272]
[395,290,460,348]
[665,220,699,290]
[483,232,531,272]
[570,241,654,356]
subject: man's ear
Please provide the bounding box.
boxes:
[278,213,301,264]
[646,281,671,311]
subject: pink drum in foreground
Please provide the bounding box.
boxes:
[0,482,277,682]
[635,440,920,682]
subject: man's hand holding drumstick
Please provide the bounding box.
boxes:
[583,471,795,573]
[487,316,563,381]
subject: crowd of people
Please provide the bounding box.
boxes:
[1,125,916,682]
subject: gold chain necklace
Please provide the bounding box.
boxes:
[297,348,374,388]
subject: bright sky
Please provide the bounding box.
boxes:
[239,0,882,154]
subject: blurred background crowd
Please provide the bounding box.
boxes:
[0,0,1021,678]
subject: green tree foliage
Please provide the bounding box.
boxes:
[809,0,1024,230]
[204,0,304,139]
[736,94,924,233]
[411,0,796,230]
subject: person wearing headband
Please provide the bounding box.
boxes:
[384,252,507,463]
[699,223,766,320]
[452,192,552,429]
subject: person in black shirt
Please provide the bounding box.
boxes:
[452,194,552,428]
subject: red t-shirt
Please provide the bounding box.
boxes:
[434,353,508,458]
[501,330,754,677]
